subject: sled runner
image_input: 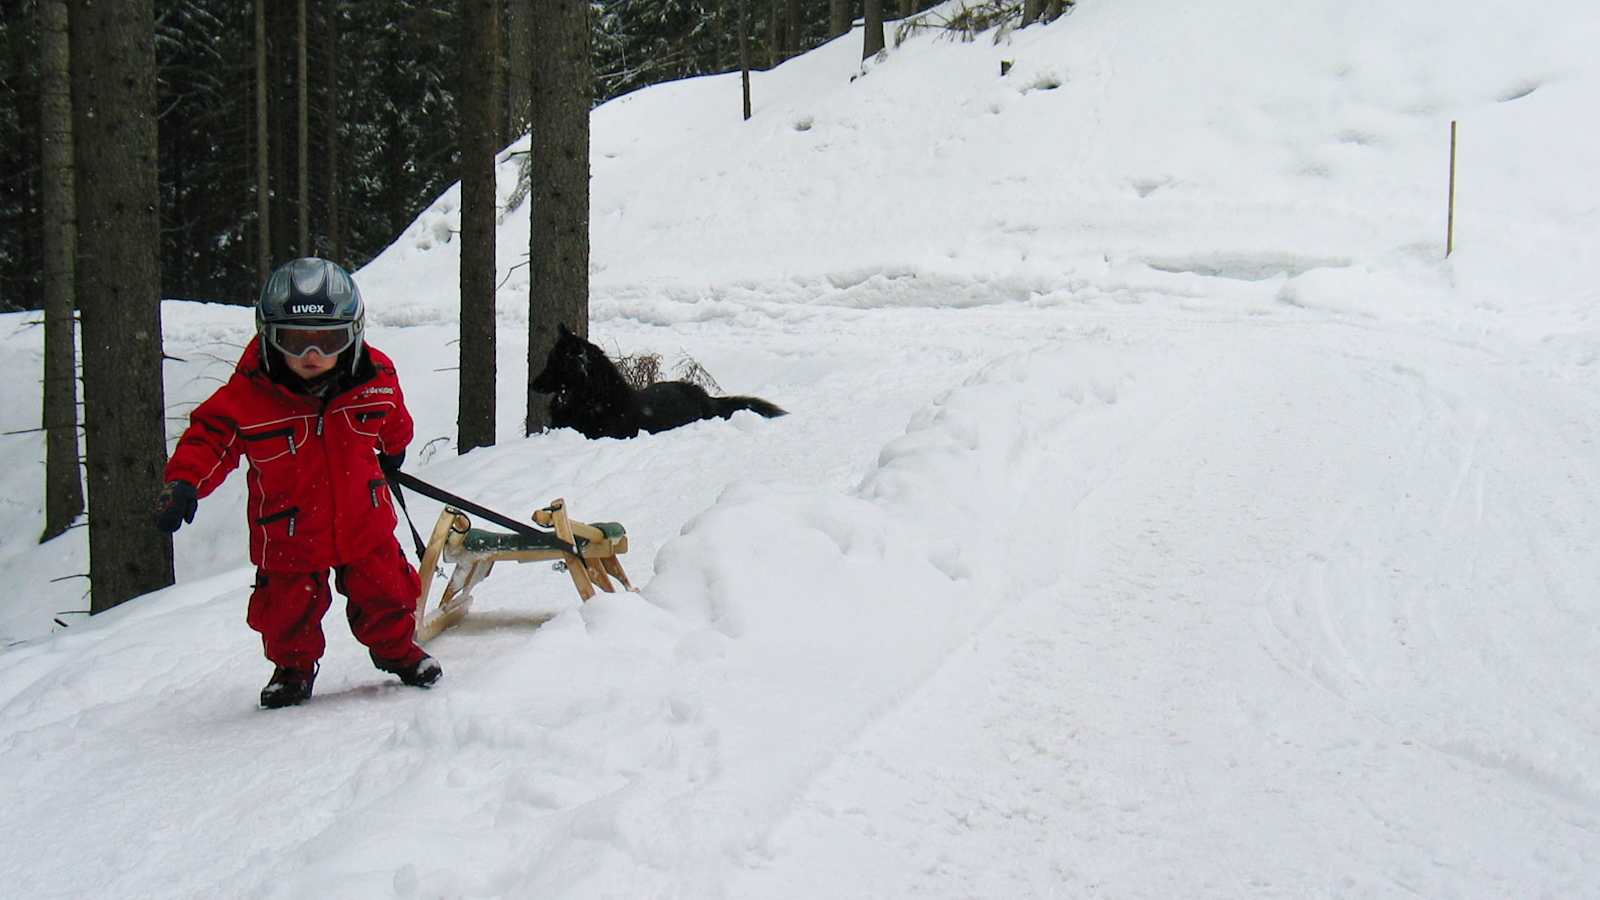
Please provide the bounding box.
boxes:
[413,498,635,643]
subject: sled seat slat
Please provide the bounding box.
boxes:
[456,521,628,557]
[460,528,569,556]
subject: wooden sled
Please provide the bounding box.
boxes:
[413,498,635,643]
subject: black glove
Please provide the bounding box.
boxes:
[377,449,405,475]
[153,481,198,534]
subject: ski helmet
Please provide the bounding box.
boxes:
[256,258,366,375]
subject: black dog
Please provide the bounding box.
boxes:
[531,324,787,439]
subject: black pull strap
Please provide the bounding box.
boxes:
[386,471,429,560]
[386,468,579,557]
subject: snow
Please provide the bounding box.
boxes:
[4,0,1600,896]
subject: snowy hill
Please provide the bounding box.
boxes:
[3,1,1599,897]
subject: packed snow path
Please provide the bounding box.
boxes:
[3,294,1596,898]
[736,316,1600,899]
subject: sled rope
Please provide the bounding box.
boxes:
[385,471,430,560]
[386,469,580,560]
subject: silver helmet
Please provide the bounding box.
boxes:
[256,258,366,374]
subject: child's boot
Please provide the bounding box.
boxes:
[260,664,318,709]
[373,651,442,688]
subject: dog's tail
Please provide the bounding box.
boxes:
[716,395,787,419]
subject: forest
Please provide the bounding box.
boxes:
[4,0,1065,612]
[0,0,881,311]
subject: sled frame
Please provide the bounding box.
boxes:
[413,498,634,643]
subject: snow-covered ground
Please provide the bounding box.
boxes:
[3,0,1599,896]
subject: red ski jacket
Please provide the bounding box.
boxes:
[164,340,414,572]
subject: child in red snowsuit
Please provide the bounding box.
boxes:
[154,258,441,708]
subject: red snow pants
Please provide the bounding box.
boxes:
[246,536,424,671]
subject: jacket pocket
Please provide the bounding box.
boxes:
[255,505,300,537]
[342,402,395,437]
[239,424,301,463]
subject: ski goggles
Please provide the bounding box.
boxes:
[267,323,357,359]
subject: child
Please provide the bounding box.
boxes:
[154,257,442,709]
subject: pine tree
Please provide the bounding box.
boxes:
[459,0,499,452]
[527,0,593,434]
[255,0,270,281]
[39,0,83,543]
[72,0,175,612]
[505,0,533,141]
[296,0,309,255]
[1,1,43,313]
[321,1,341,264]
[863,0,885,58]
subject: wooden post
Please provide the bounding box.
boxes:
[1446,120,1457,258]
[739,0,752,120]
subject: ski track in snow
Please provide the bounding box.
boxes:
[730,322,1600,899]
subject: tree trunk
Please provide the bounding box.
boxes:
[1022,0,1041,27]
[71,0,175,612]
[505,0,533,143]
[526,0,592,434]
[256,0,271,281]
[862,0,885,59]
[270,2,294,264]
[40,0,84,543]
[786,0,801,57]
[296,0,309,256]
[766,0,781,68]
[739,0,752,120]
[830,0,850,39]
[324,3,341,264]
[460,0,499,452]
[900,0,913,22]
